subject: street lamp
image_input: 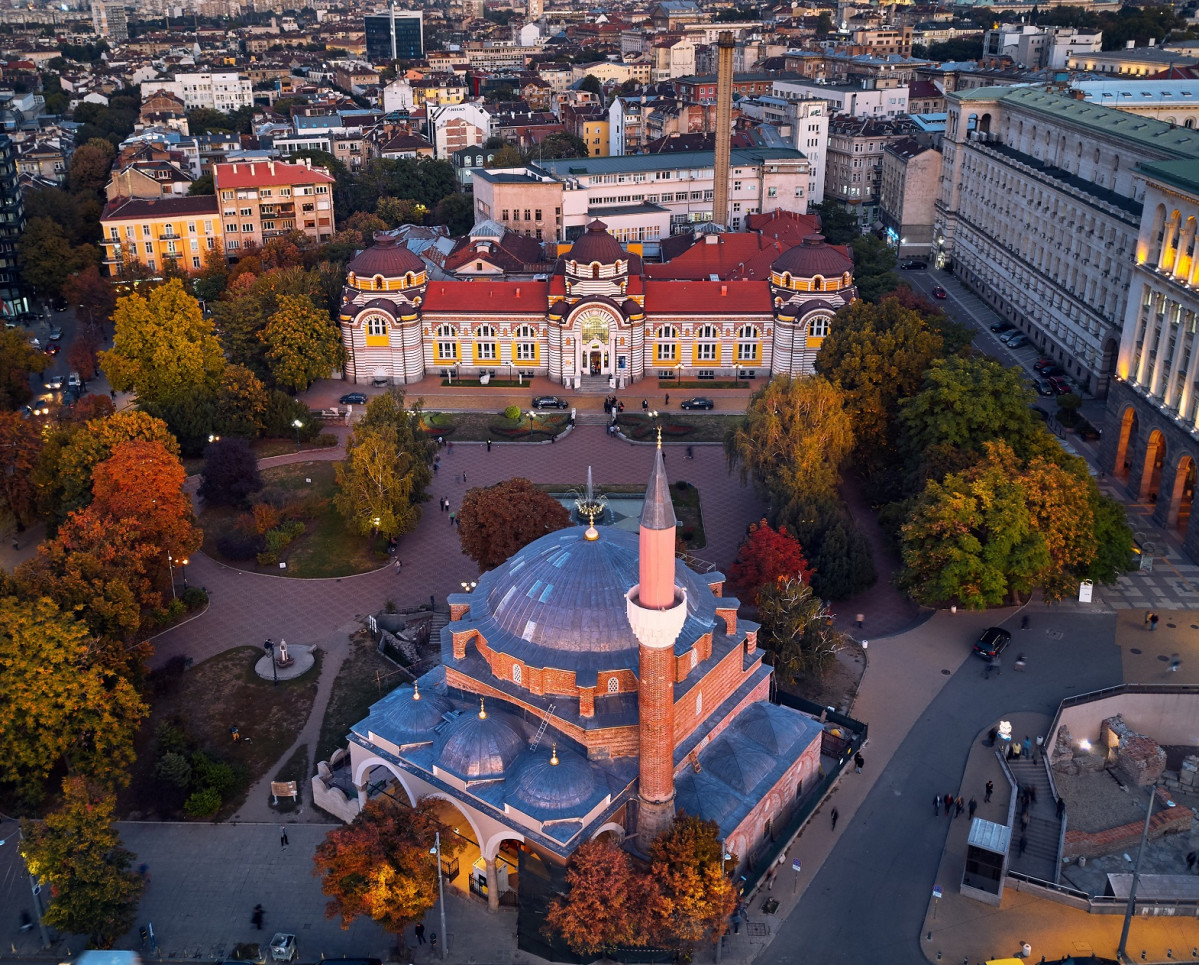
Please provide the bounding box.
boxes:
[460,581,477,592]
[208,434,220,444]
[166,552,177,601]
[430,831,448,960]
[263,638,278,686]
[292,419,303,448]
[675,363,681,386]
[180,557,189,590]
[527,409,535,440]
[1117,784,1162,961]
[0,826,50,949]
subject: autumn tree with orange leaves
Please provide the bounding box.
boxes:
[728,518,812,605]
[313,795,462,952]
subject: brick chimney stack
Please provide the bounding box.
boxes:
[626,442,687,844]
[712,31,736,227]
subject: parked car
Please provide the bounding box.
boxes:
[1039,364,1065,379]
[680,397,715,410]
[1033,357,1055,371]
[1077,421,1102,441]
[991,321,1014,334]
[900,260,927,270]
[68,372,82,390]
[3,317,15,328]
[532,395,568,409]
[1048,376,1073,395]
[998,330,1022,343]
[1033,379,1054,397]
[973,626,1011,659]
[932,285,948,299]
[338,392,367,405]
[48,325,62,341]
[1006,334,1030,348]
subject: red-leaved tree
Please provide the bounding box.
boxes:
[728,518,813,605]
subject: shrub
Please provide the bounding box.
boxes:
[199,438,263,507]
[155,752,192,789]
[183,786,222,818]
[315,432,338,447]
[155,720,191,756]
[256,520,306,565]
[192,752,237,794]
[181,586,208,610]
[217,532,265,561]
[504,404,522,421]
[681,527,695,541]
[676,480,688,491]
[252,502,281,535]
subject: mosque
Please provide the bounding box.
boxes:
[337,214,857,389]
[334,445,826,926]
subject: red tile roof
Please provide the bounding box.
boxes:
[102,195,220,221]
[644,280,774,313]
[423,281,549,314]
[213,159,335,189]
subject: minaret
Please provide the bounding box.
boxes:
[626,437,688,844]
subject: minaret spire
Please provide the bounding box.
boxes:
[638,444,677,609]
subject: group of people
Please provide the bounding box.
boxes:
[603,396,624,415]
[934,792,978,821]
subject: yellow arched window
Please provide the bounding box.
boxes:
[655,323,678,363]
[514,324,538,362]
[475,323,497,362]
[373,274,386,291]
[736,324,759,362]
[435,323,458,362]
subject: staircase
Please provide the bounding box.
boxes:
[576,372,613,395]
[1005,756,1062,883]
[574,410,613,427]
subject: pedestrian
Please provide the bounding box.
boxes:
[968,797,977,819]
[987,727,997,747]
[429,933,438,952]
[854,752,864,774]
[1056,798,1066,819]
[642,399,648,412]
[944,792,954,814]
[394,559,402,574]
[1020,808,1030,832]
[462,471,467,484]
[1012,741,1022,761]
[415,923,426,945]
[433,461,439,475]
[985,780,994,803]
[665,393,670,405]
[447,440,453,452]
[1170,656,1182,672]
[1028,784,1037,805]
[855,613,864,629]
[1021,613,1030,630]
[438,436,444,448]
[933,795,940,816]
[449,511,457,526]
[251,905,264,930]
[955,796,964,818]
[1187,851,1196,871]
[831,807,839,831]
[1018,834,1027,856]
[486,439,492,452]
[1145,610,1152,627]
[1151,612,1160,631]
[280,824,288,848]
[1022,736,1032,759]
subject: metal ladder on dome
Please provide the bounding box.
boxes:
[529,704,557,751]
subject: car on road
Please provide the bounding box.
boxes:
[1006,334,1030,348]
[43,343,60,356]
[1039,364,1065,379]
[932,285,948,299]
[680,397,715,410]
[1048,376,1073,395]
[1033,357,1055,371]
[900,260,927,270]
[532,395,568,409]
[990,321,1013,334]
[1033,379,1054,396]
[44,374,64,390]
[68,372,82,390]
[338,392,367,405]
[973,626,1011,659]
[48,325,62,341]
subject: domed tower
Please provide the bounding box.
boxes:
[546,220,646,388]
[340,232,429,386]
[768,233,857,377]
[626,439,688,843]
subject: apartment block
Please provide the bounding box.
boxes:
[141,71,253,112]
[100,195,222,277]
[213,158,336,252]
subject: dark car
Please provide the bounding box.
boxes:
[1033,379,1054,397]
[339,392,368,405]
[680,397,715,410]
[1033,357,1054,371]
[991,321,1014,334]
[1049,376,1073,396]
[1077,421,1102,441]
[532,395,568,409]
[900,260,927,270]
[1006,334,1030,349]
[43,343,60,356]
[932,286,948,299]
[973,626,1011,659]
[1040,364,1065,379]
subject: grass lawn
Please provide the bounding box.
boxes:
[120,646,322,820]
[616,412,742,444]
[316,628,405,764]
[200,461,385,579]
[421,410,569,443]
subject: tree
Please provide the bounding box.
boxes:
[21,777,144,946]
[0,327,48,409]
[67,138,115,197]
[199,437,263,507]
[63,263,118,330]
[813,200,859,245]
[544,838,656,954]
[0,596,146,799]
[727,518,812,605]
[67,330,101,382]
[102,278,226,409]
[215,363,270,437]
[188,173,214,196]
[578,74,603,101]
[211,266,326,379]
[334,425,427,538]
[432,191,475,234]
[755,576,843,683]
[725,375,854,509]
[457,477,572,571]
[0,411,42,524]
[262,293,348,391]
[1088,491,1135,584]
[486,144,526,169]
[848,235,900,303]
[649,814,738,954]
[375,197,428,227]
[17,217,96,298]
[1022,453,1097,601]
[538,132,590,159]
[312,795,461,948]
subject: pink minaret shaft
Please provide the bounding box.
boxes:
[638,443,677,608]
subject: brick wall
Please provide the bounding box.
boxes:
[1064,791,1194,859]
[639,643,675,803]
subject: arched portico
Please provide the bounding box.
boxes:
[1114,406,1138,479]
[1139,429,1167,502]
[1166,454,1196,530]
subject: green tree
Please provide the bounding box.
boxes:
[102,278,226,409]
[0,327,48,409]
[22,777,144,945]
[724,375,854,509]
[457,477,572,571]
[313,795,462,950]
[262,294,348,391]
[578,74,603,101]
[17,217,96,298]
[849,235,900,303]
[375,196,428,227]
[1088,491,1135,584]
[188,172,215,196]
[813,200,860,245]
[211,266,326,379]
[0,596,147,799]
[334,391,434,538]
[67,137,116,197]
[538,132,590,159]
[755,575,843,683]
[486,144,526,168]
[432,191,475,234]
[215,363,271,437]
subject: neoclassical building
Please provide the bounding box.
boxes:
[331,450,824,931]
[338,219,856,388]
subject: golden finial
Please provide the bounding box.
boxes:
[584,508,599,541]
[656,425,662,449]
[478,698,487,720]
[550,743,559,765]
[413,681,421,701]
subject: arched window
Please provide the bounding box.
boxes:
[515,323,537,361]
[696,324,718,362]
[736,324,758,361]
[435,323,458,360]
[405,272,415,287]
[690,648,697,669]
[812,275,825,291]
[373,274,385,290]
[592,262,600,279]
[581,313,610,344]
[808,315,830,338]
[607,677,619,693]
[367,315,387,337]
[656,323,677,362]
[512,663,522,684]
[476,323,497,361]
[781,271,792,288]
[695,691,702,715]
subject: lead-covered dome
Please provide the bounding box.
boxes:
[508,744,602,816]
[568,220,626,266]
[435,706,526,781]
[770,234,853,279]
[365,684,453,742]
[347,231,426,279]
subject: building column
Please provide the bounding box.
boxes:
[1163,309,1189,411]
[485,856,500,914]
[355,779,369,811]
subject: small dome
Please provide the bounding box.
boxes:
[436,706,526,781]
[675,769,739,827]
[729,701,816,755]
[567,220,625,267]
[362,684,452,744]
[347,232,426,280]
[508,744,600,815]
[621,298,643,319]
[704,734,778,794]
[770,234,853,280]
[547,299,567,320]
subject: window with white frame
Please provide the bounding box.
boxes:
[436,323,458,359]
[367,316,388,337]
[515,324,537,360]
[696,324,718,360]
[476,324,497,360]
[512,663,522,684]
[656,324,677,361]
[808,315,830,337]
[736,324,758,360]
[607,677,619,693]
